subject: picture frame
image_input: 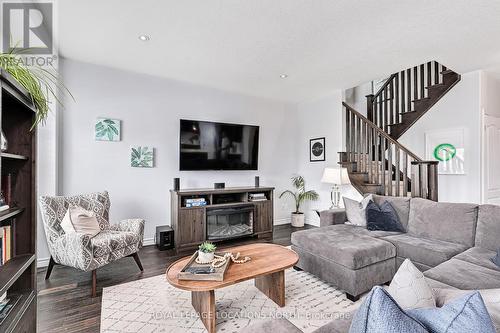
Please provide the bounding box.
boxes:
[95,118,121,142]
[310,137,325,162]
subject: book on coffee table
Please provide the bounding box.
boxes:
[177,251,230,282]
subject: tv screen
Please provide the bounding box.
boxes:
[179,119,259,170]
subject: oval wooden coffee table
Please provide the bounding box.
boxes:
[166,243,299,333]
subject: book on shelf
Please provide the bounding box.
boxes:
[185,201,207,208]
[249,193,267,201]
[185,198,206,204]
[0,226,11,265]
[0,205,9,212]
[0,294,21,325]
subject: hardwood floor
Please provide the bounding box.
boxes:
[37,224,313,332]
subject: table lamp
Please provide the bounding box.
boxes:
[321,167,350,208]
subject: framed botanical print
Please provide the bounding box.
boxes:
[310,137,325,162]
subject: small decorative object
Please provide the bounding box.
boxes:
[95,118,121,142]
[310,137,325,162]
[279,175,319,227]
[425,128,465,175]
[321,167,351,208]
[214,182,225,189]
[197,241,217,263]
[0,130,7,152]
[131,146,154,167]
[255,176,260,187]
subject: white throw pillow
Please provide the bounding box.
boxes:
[387,259,436,309]
[343,194,373,227]
[61,205,101,237]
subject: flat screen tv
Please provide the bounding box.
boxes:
[179,119,259,171]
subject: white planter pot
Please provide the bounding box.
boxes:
[198,251,215,263]
[291,213,305,227]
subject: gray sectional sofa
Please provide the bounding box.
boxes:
[242,195,500,333]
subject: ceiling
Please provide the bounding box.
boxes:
[58,0,500,103]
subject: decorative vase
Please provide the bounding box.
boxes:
[198,250,215,263]
[291,212,305,227]
[0,130,7,152]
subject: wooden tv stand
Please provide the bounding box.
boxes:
[170,186,274,252]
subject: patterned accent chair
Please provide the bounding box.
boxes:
[39,191,145,297]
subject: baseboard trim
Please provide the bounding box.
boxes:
[274,217,291,225]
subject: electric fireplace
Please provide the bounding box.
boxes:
[206,204,254,240]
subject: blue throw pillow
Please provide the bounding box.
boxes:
[349,286,428,333]
[408,291,496,333]
[365,200,405,232]
[491,248,500,268]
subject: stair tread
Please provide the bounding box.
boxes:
[441,69,454,74]
[412,97,431,103]
[425,83,446,89]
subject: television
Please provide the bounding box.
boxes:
[179,119,259,171]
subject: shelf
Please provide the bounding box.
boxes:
[0,208,24,223]
[0,290,36,333]
[180,201,268,210]
[0,254,35,296]
[1,153,29,161]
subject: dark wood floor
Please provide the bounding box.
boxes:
[37,224,313,333]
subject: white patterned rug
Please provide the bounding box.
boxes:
[100,269,357,333]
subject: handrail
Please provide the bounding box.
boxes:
[343,102,422,161]
[372,73,397,100]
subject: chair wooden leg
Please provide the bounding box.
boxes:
[45,256,56,280]
[91,270,97,297]
[131,252,144,272]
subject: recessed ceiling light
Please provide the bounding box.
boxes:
[138,34,151,41]
[280,74,288,79]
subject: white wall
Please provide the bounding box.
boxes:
[398,71,482,203]
[293,92,361,226]
[36,59,300,263]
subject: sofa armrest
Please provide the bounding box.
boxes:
[319,208,347,227]
[52,233,93,271]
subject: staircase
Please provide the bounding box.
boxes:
[341,61,460,200]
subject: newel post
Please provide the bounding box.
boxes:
[411,161,439,201]
[366,94,375,122]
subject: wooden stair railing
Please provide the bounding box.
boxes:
[342,102,438,200]
[366,61,460,140]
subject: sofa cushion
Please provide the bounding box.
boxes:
[453,247,500,271]
[476,205,500,251]
[344,195,373,227]
[366,201,405,232]
[408,198,478,247]
[91,230,141,258]
[407,292,496,333]
[382,234,468,268]
[291,225,396,270]
[493,249,500,268]
[320,223,403,238]
[424,259,500,290]
[372,195,411,231]
[349,286,428,333]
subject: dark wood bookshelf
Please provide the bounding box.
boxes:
[0,70,37,332]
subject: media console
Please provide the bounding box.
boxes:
[170,186,274,252]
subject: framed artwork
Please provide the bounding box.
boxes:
[425,128,465,175]
[131,146,154,168]
[95,118,121,141]
[310,137,325,162]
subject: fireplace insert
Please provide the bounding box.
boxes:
[206,204,254,240]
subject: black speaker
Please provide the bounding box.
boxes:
[173,178,180,191]
[156,226,174,250]
[255,176,260,187]
[214,182,225,189]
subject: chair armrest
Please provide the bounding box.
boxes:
[52,233,93,271]
[319,208,347,227]
[112,219,145,236]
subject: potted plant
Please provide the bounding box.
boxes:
[279,175,319,227]
[0,48,73,129]
[198,241,217,262]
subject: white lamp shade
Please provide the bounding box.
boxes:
[321,167,351,185]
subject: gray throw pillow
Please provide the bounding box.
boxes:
[408,291,496,333]
[349,286,428,333]
[344,195,373,227]
[491,248,500,268]
[366,201,405,232]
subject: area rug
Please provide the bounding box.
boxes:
[100,269,357,332]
